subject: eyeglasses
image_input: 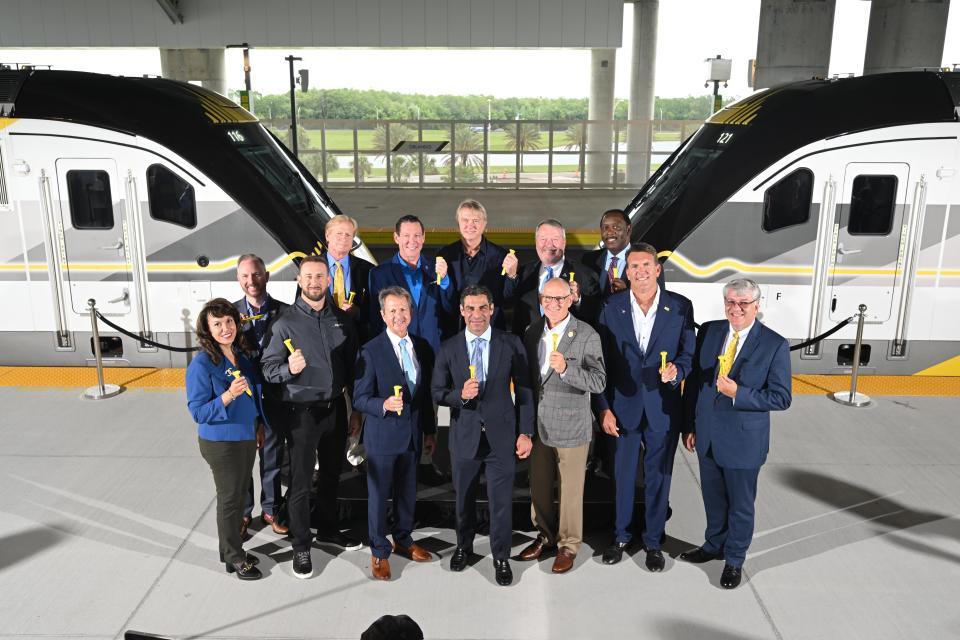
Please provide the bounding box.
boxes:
[541,294,570,305]
[724,298,758,311]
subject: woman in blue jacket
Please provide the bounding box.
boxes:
[186,298,266,580]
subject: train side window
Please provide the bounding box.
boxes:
[849,175,896,235]
[147,164,197,228]
[762,168,812,233]
[66,170,114,229]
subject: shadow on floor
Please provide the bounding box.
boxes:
[0,524,69,571]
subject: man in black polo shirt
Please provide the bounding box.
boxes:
[261,256,361,579]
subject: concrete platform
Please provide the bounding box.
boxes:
[1,387,958,639]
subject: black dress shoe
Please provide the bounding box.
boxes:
[316,529,364,551]
[494,559,513,586]
[679,547,723,564]
[225,559,262,580]
[721,564,742,589]
[450,547,470,572]
[244,553,260,566]
[645,549,665,572]
[601,541,630,565]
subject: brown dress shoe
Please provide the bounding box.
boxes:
[371,556,391,580]
[393,542,432,562]
[261,512,289,535]
[518,536,555,561]
[240,516,252,541]
[551,547,575,574]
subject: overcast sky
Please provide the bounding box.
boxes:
[2,0,958,102]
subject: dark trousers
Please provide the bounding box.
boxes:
[698,446,760,568]
[243,399,285,519]
[198,437,257,565]
[452,432,516,561]
[613,423,679,549]
[281,397,345,552]
[366,449,418,559]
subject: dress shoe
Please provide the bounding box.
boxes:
[601,541,630,565]
[494,559,513,586]
[243,553,259,566]
[292,550,313,579]
[239,516,252,541]
[517,536,555,561]
[450,547,470,572]
[645,549,665,572]
[551,548,575,574]
[371,556,392,581]
[418,463,450,487]
[393,542,432,562]
[225,558,262,580]
[679,547,723,564]
[261,512,289,535]
[721,564,742,589]
[316,529,364,551]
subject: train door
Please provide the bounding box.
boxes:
[54,159,139,317]
[828,163,910,323]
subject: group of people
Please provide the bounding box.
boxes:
[185,201,792,590]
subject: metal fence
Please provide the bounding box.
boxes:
[262,118,703,189]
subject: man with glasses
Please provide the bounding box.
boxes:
[680,279,792,589]
[517,277,606,574]
[595,243,695,571]
[508,219,601,336]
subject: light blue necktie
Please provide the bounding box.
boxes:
[539,266,554,316]
[470,337,486,393]
[399,338,416,392]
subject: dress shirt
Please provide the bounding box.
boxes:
[386,328,419,381]
[722,321,754,363]
[630,287,661,355]
[326,253,351,296]
[540,314,572,378]
[603,247,629,276]
[464,326,492,376]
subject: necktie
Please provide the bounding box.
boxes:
[333,261,346,307]
[539,266,554,316]
[399,338,416,392]
[470,337,486,393]
[719,331,740,378]
[608,256,619,291]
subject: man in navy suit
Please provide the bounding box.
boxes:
[353,286,437,581]
[681,278,792,589]
[431,284,534,586]
[438,199,517,334]
[595,243,695,571]
[322,214,374,342]
[579,209,632,302]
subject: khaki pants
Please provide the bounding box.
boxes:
[529,438,590,554]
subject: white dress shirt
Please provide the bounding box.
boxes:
[540,314,572,378]
[630,287,660,355]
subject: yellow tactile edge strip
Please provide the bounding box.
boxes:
[0,367,957,396]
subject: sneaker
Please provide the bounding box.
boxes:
[293,550,313,579]
[316,529,364,551]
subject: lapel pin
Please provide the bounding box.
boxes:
[568,331,575,338]
[664,306,670,312]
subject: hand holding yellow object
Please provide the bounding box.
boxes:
[469,365,476,379]
[283,339,295,354]
[501,249,516,275]
[229,369,253,396]
[393,385,403,415]
[347,291,356,304]
[660,351,668,372]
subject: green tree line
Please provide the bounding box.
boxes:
[235,88,735,122]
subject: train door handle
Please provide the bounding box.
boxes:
[836,243,861,256]
[108,288,130,304]
[100,240,125,251]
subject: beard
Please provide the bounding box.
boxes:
[302,287,326,303]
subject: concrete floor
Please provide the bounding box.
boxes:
[0,388,958,639]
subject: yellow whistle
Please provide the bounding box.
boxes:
[469,365,476,379]
[283,338,295,354]
[347,291,356,304]
[241,313,264,324]
[229,369,253,396]
[393,385,403,415]
[612,266,619,279]
[568,272,575,283]
[552,334,559,352]
[436,258,443,285]
[660,351,668,372]
[501,249,516,275]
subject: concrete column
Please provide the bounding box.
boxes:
[159,48,227,97]
[864,0,950,75]
[586,49,616,185]
[626,0,658,186]
[754,0,836,89]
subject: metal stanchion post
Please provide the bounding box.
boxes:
[830,303,871,407]
[84,298,122,400]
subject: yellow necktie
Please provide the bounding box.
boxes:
[719,331,739,378]
[333,261,346,306]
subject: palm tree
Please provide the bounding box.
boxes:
[445,123,484,169]
[372,123,414,159]
[351,156,373,183]
[561,123,586,176]
[501,122,542,171]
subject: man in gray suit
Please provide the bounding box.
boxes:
[518,277,606,574]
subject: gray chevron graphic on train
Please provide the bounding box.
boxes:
[1,69,958,374]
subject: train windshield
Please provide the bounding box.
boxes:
[628,127,725,237]
[224,124,330,232]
